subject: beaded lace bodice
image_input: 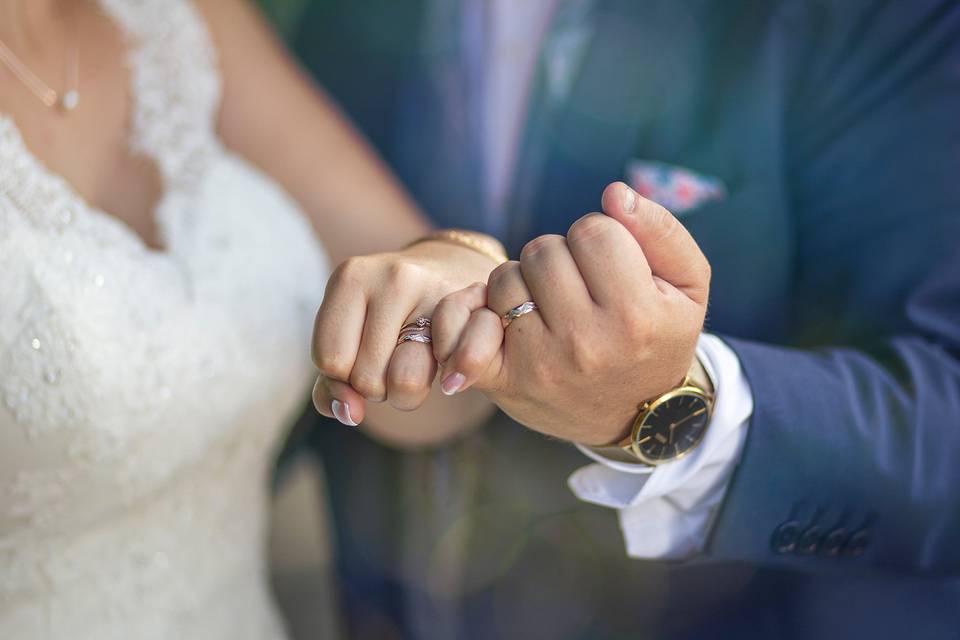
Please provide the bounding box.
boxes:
[0,1,328,638]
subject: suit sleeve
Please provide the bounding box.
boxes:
[706,0,960,575]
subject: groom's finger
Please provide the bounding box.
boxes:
[486,261,544,329]
[440,307,503,395]
[518,234,592,328]
[565,213,654,308]
[601,182,711,304]
[432,282,488,364]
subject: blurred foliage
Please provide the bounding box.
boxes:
[255,0,309,38]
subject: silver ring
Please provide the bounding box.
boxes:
[403,317,432,330]
[502,301,538,328]
[397,316,432,346]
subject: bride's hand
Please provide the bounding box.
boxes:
[311,237,502,425]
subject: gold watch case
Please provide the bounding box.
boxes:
[620,383,714,466]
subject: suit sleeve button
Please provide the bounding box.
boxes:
[819,528,848,557]
[843,530,869,557]
[797,525,823,555]
[771,521,801,554]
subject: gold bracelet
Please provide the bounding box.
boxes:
[407,229,509,266]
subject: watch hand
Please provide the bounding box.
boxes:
[672,408,706,429]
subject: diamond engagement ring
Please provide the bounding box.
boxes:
[502,301,538,328]
[397,317,432,345]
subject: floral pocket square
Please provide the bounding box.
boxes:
[625,159,726,216]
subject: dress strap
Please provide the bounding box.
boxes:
[96,0,222,187]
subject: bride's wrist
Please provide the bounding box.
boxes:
[405,229,508,268]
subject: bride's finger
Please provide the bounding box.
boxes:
[351,293,418,401]
[440,307,503,395]
[385,315,438,411]
[312,375,366,426]
[312,267,367,383]
[432,282,488,364]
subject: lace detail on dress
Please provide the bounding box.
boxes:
[0,120,131,241]
[0,261,88,438]
[0,1,328,638]
[97,0,222,186]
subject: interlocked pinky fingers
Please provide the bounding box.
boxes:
[431,282,488,364]
[439,307,503,395]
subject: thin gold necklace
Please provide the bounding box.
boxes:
[0,5,80,112]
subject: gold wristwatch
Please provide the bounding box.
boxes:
[591,357,715,465]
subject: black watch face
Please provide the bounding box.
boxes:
[635,393,710,463]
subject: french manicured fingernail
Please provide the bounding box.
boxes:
[331,399,358,426]
[623,185,637,212]
[441,372,466,396]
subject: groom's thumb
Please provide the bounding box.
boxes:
[601,181,711,304]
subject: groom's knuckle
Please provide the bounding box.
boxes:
[487,261,517,293]
[486,266,503,290]
[567,213,613,244]
[520,234,561,260]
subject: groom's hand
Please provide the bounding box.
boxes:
[451,182,711,445]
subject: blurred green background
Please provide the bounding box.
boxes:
[256,0,309,38]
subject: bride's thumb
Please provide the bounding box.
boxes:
[313,375,365,427]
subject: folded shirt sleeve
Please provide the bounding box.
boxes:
[567,333,754,559]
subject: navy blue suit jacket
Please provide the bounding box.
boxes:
[293,0,960,637]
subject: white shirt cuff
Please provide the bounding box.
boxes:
[567,333,754,559]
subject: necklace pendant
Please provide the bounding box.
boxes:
[60,90,79,112]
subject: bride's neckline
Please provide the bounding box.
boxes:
[0,114,175,257]
[0,0,222,258]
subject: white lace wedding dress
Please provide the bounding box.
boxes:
[0,1,329,638]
